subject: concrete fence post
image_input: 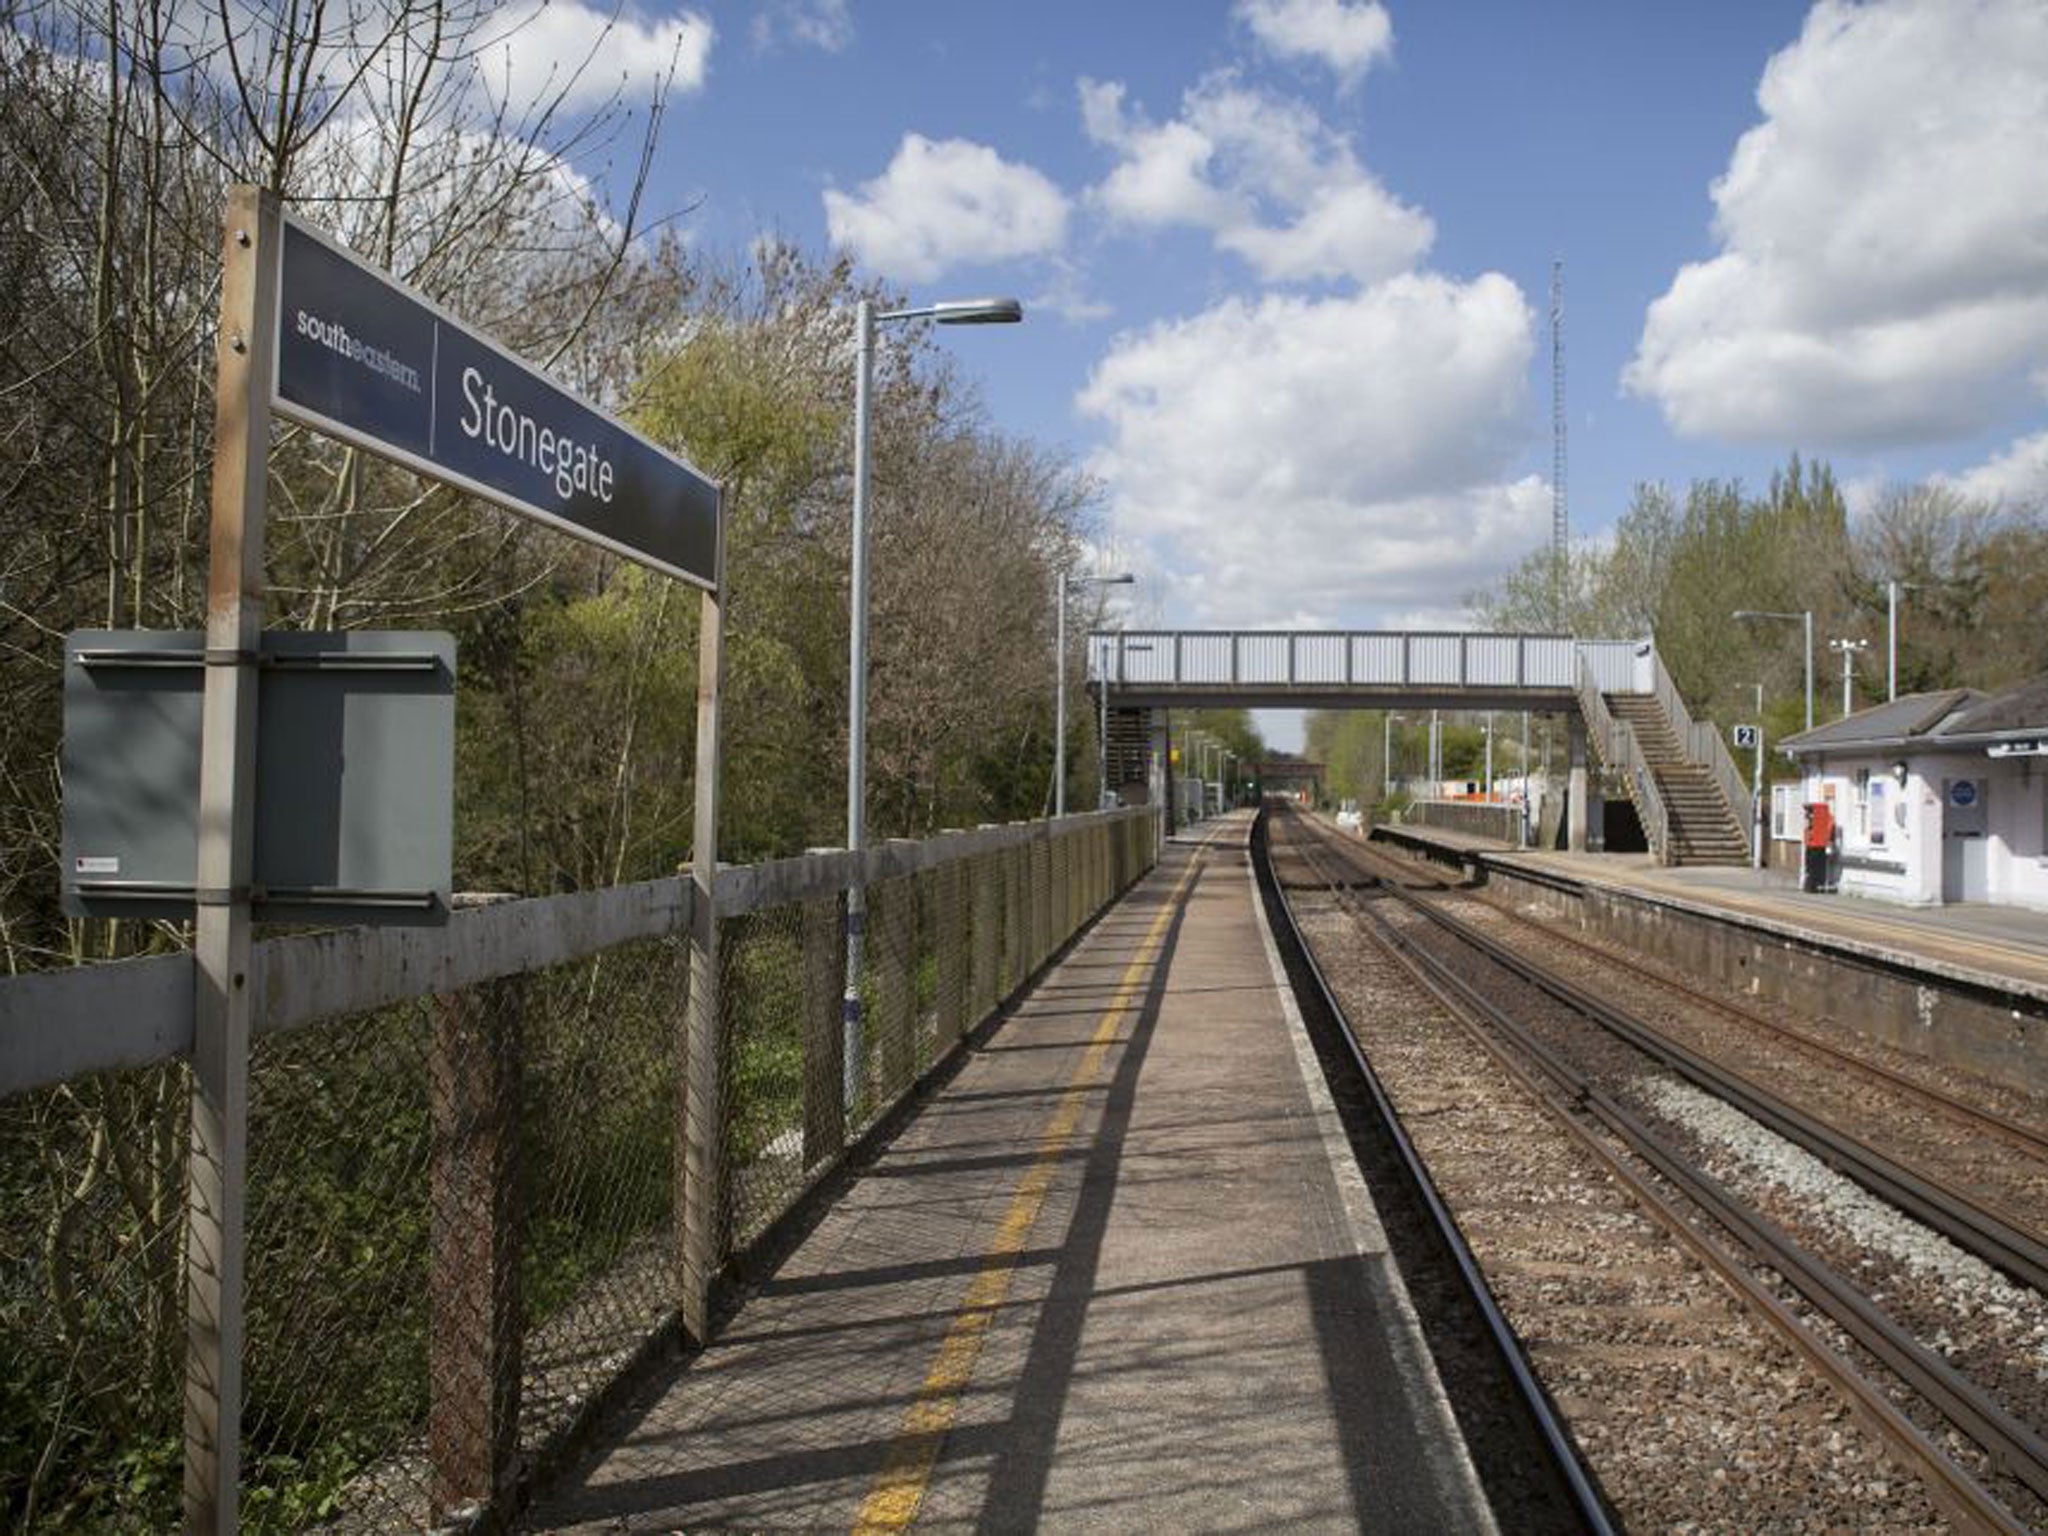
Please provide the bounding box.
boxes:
[971,852,1000,1024]
[428,978,524,1525]
[935,857,967,1042]
[875,866,915,1098]
[800,893,846,1168]
[1032,832,1053,970]
[1005,840,1027,995]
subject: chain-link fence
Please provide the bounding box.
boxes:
[1,809,1156,1531]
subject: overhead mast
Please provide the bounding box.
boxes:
[1551,257,1568,633]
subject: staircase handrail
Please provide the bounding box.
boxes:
[1576,654,1673,864]
[1648,651,1754,845]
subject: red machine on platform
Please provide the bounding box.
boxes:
[1802,801,1836,893]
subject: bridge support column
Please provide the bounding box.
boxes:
[1149,712,1170,841]
[1568,715,1589,853]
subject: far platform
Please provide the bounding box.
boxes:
[1369,820,2048,1003]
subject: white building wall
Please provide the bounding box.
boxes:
[1803,750,2048,909]
[1983,755,2048,912]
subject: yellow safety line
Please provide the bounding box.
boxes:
[851,841,1212,1533]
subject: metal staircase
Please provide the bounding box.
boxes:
[1604,695,1752,865]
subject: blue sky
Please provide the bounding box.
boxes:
[511,0,2048,742]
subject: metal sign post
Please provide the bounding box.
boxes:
[184,182,278,1536]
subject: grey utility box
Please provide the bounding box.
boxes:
[62,629,456,925]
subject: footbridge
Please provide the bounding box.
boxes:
[1089,629,1754,866]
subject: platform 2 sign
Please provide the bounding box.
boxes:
[274,213,721,589]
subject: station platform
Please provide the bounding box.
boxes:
[1371,821,2048,1003]
[523,811,1492,1532]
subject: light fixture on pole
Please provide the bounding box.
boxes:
[1383,713,1404,800]
[1054,573,1133,817]
[1733,608,1815,733]
[1829,637,1869,718]
[845,293,1022,1112]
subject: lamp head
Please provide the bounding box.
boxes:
[931,297,1023,325]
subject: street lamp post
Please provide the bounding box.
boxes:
[1055,572,1134,817]
[1382,712,1404,801]
[846,293,1022,1111]
[1830,637,1870,718]
[1887,579,1920,702]
[1733,608,1814,732]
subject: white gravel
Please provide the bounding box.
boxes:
[1640,1074,2048,1379]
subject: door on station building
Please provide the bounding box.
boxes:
[1941,776,1990,902]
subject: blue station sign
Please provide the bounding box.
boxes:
[273,213,721,589]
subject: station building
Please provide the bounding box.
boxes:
[1779,675,2048,910]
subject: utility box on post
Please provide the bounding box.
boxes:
[61,628,456,924]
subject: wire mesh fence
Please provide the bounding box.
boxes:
[0,810,1157,1530]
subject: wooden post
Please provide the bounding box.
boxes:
[183,183,278,1536]
[935,857,966,1043]
[800,893,845,1168]
[428,979,523,1522]
[681,552,725,1345]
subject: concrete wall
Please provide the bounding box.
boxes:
[1401,800,1524,843]
[1482,862,2048,1097]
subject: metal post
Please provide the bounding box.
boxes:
[1054,570,1068,817]
[843,299,874,1113]
[1887,579,1898,703]
[1751,682,1765,870]
[1803,609,1814,733]
[1099,638,1110,809]
[183,183,279,1536]
[1484,714,1493,802]
[1521,710,1532,846]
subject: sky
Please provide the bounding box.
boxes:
[493,0,2048,747]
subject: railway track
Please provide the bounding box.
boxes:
[1382,838,2048,1170]
[1259,804,2048,1533]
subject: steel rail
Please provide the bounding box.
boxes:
[1366,835,2048,1163]
[1385,876,2048,1294]
[1250,812,1616,1536]
[1281,809,2048,1522]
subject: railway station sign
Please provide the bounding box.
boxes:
[274,212,721,589]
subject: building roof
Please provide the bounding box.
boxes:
[1779,689,1979,755]
[1780,673,2048,756]
[1942,674,2048,738]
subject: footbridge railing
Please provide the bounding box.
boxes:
[0,809,1155,1531]
[1090,629,1649,696]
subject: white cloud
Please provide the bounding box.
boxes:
[1627,0,2048,446]
[823,134,1070,281]
[751,0,852,53]
[1078,274,1543,625]
[480,1,711,112]
[1938,430,2048,509]
[1081,73,1431,285]
[1235,0,1393,83]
